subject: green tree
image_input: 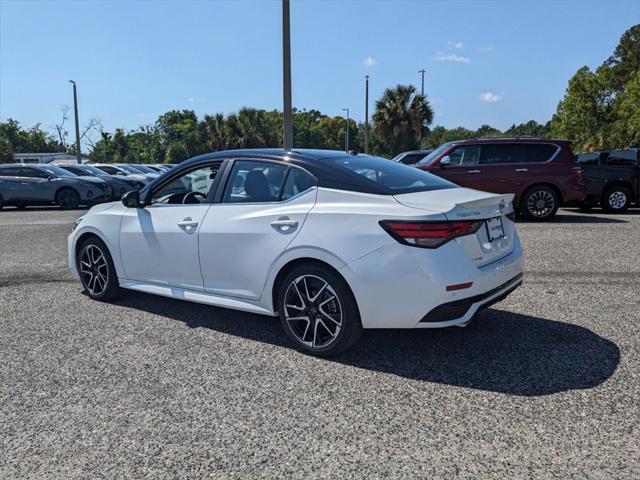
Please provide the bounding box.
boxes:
[372,85,433,157]
[165,142,189,164]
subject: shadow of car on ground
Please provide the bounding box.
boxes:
[114,291,620,397]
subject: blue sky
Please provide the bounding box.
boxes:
[1,0,638,141]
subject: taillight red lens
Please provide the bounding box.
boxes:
[379,220,482,248]
[572,166,583,179]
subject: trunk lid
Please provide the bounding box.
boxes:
[394,188,516,267]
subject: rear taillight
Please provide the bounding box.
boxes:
[379,220,482,249]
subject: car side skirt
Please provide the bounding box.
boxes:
[118,279,277,317]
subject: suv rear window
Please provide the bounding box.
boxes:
[328,155,457,194]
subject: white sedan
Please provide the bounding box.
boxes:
[68,149,523,355]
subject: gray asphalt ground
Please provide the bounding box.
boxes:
[1,206,639,479]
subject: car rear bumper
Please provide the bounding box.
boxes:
[340,231,524,329]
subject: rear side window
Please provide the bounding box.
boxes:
[281,168,315,200]
[328,155,457,194]
[0,167,22,176]
[223,161,288,203]
[20,168,49,178]
[519,144,558,163]
[607,151,637,166]
[480,144,519,164]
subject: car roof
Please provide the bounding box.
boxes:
[164,148,399,195]
[448,137,569,145]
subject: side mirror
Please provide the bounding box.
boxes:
[122,190,141,208]
[440,156,451,167]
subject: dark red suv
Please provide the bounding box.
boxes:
[415,138,585,220]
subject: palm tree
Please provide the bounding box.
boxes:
[226,108,268,149]
[372,85,433,157]
[202,113,227,151]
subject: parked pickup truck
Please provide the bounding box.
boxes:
[577,148,639,212]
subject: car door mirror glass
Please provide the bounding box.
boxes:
[440,156,451,167]
[122,190,141,208]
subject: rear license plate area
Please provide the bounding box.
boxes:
[486,216,505,241]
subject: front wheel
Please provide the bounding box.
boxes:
[602,186,630,213]
[277,265,362,356]
[77,236,121,301]
[56,188,80,210]
[522,186,559,220]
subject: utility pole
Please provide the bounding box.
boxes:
[418,69,426,97]
[342,108,350,152]
[282,0,293,151]
[69,80,81,163]
[364,75,369,154]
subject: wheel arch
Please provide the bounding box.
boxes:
[73,229,113,272]
[271,257,360,319]
[520,182,562,208]
[601,181,635,201]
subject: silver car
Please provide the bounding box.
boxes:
[0,164,111,210]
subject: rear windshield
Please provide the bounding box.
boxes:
[328,155,457,194]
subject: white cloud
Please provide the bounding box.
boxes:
[480,44,494,53]
[479,92,503,102]
[187,97,208,103]
[362,56,378,67]
[447,41,464,49]
[433,52,470,63]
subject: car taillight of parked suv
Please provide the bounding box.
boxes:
[415,138,585,220]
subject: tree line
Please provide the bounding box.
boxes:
[1,25,637,164]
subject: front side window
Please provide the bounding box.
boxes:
[96,166,122,175]
[448,146,480,166]
[21,168,50,179]
[150,164,219,205]
[418,143,451,165]
[223,161,288,203]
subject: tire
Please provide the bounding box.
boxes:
[277,264,362,356]
[56,188,80,210]
[16,203,26,210]
[602,186,630,213]
[521,185,559,220]
[0,195,3,210]
[77,236,121,301]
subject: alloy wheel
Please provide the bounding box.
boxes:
[79,244,109,296]
[283,274,343,349]
[527,190,555,218]
[608,191,627,210]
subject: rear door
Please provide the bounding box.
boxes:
[17,167,54,202]
[198,159,316,300]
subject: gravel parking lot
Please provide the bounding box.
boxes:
[1,207,639,479]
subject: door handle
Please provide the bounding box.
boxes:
[271,219,299,230]
[177,217,198,228]
[515,168,529,172]
[467,170,481,174]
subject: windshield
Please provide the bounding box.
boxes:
[417,143,452,165]
[328,154,457,194]
[39,165,75,177]
[117,164,144,174]
[132,165,157,174]
[80,165,109,176]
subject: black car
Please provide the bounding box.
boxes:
[59,164,145,199]
[577,149,639,212]
[391,149,434,165]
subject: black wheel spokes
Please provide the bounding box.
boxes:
[284,275,342,349]
[80,245,109,295]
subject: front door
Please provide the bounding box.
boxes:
[198,159,317,300]
[119,163,221,290]
[431,144,489,189]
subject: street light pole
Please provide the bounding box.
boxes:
[282,0,293,151]
[69,80,81,163]
[342,108,350,152]
[364,75,369,154]
[418,69,425,96]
